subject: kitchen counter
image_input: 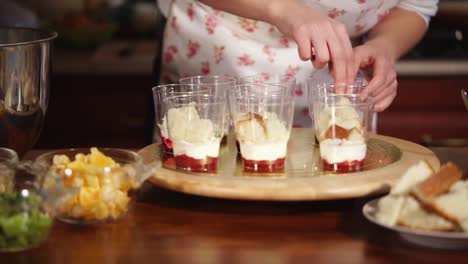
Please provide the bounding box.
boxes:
[396,59,468,77]
[2,146,468,264]
[52,40,468,77]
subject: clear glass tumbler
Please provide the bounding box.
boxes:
[179,75,236,95]
[238,73,296,92]
[229,83,294,173]
[152,83,220,160]
[307,79,374,172]
[180,75,236,140]
[163,94,226,173]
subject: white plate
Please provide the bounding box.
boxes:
[363,198,468,250]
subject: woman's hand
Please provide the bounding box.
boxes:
[267,0,355,84]
[353,43,397,112]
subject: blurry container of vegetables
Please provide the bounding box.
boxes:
[0,148,77,252]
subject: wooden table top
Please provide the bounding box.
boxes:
[2,148,468,264]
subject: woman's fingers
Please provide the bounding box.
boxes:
[361,57,387,96]
[333,23,355,84]
[368,65,397,112]
[352,44,398,112]
[297,20,353,84]
[308,26,330,70]
[295,26,312,60]
[327,38,347,85]
[374,78,397,112]
[288,13,357,95]
[373,69,396,98]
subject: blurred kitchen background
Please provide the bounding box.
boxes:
[0,0,467,149]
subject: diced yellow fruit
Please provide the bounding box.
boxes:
[83,188,102,208]
[67,160,87,171]
[89,147,115,167]
[75,153,88,163]
[84,174,100,188]
[94,203,109,219]
[49,147,133,221]
[52,155,71,166]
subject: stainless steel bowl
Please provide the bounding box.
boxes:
[0,27,57,156]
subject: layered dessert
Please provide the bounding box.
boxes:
[235,112,290,173]
[158,117,172,155]
[316,97,366,172]
[222,111,231,145]
[167,105,221,173]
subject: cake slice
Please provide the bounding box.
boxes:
[397,196,456,232]
[375,160,433,227]
[424,180,468,226]
[236,113,267,142]
[390,160,435,195]
[460,218,468,233]
[347,127,365,142]
[376,195,404,226]
[411,162,463,203]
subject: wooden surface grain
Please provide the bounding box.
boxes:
[2,147,468,264]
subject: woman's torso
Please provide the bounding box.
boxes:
[158,0,399,127]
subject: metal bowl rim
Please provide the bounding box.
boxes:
[0,27,58,47]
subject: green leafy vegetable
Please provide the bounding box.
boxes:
[0,192,53,250]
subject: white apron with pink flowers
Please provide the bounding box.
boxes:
[157,0,437,127]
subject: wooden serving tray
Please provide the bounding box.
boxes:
[138,129,439,201]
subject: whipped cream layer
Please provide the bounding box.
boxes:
[158,120,169,138]
[235,112,290,143]
[166,105,222,159]
[173,139,221,159]
[234,112,290,161]
[319,139,367,164]
[240,141,288,161]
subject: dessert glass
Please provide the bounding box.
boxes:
[238,73,296,91]
[229,83,295,173]
[152,83,219,160]
[179,75,236,96]
[180,75,236,141]
[163,94,226,173]
[307,79,374,172]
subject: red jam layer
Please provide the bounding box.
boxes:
[162,155,176,169]
[322,159,365,172]
[162,137,173,154]
[174,154,218,173]
[242,158,285,173]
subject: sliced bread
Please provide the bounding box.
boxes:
[426,180,468,225]
[397,196,456,232]
[390,160,434,196]
[412,162,463,204]
[376,195,404,226]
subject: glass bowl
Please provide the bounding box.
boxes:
[0,148,53,252]
[33,148,160,225]
[0,148,18,193]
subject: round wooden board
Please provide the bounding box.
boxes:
[138,129,440,201]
